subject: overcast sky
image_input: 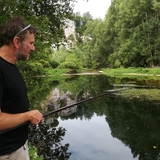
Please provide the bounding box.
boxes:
[73,0,111,19]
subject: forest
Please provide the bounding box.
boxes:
[1,0,160,77]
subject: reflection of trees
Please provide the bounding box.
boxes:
[27,74,160,160]
[105,96,160,160]
[28,75,111,159]
[58,75,112,97]
[27,77,59,110]
[29,118,71,160]
[58,92,160,160]
[43,75,112,121]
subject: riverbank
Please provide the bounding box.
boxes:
[44,68,160,80]
[102,67,160,78]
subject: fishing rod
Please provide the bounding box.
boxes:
[0,88,126,135]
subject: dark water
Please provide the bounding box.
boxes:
[28,74,160,160]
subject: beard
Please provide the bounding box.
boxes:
[16,43,30,61]
[16,51,30,61]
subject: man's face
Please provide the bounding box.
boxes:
[17,32,35,61]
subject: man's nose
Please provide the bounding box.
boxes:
[31,44,35,51]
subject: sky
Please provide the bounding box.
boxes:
[73,0,111,19]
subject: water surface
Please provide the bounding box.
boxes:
[58,114,138,160]
[28,74,160,160]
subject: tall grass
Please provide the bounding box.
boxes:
[102,67,160,76]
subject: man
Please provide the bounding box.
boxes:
[0,17,43,159]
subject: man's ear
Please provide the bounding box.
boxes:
[13,37,21,49]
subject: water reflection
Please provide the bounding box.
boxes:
[105,97,160,160]
[58,114,137,160]
[28,75,160,160]
[57,96,160,160]
[29,118,71,160]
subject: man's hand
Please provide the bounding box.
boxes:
[27,110,43,125]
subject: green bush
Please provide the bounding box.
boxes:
[49,60,59,68]
[58,61,79,69]
[29,144,42,160]
[39,59,50,68]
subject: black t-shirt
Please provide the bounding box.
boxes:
[0,57,29,155]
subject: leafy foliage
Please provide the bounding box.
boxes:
[105,0,160,68]
[0,0,76,76]
[29,144,43,160]
[2,0,160,75]
[72,12,93,36]
[73,0,160,69]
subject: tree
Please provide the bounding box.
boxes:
[0,0,75,45]
[103,0,160,68]
[83,19,109,69]
[72,11,93,36]
[0,0,77,75]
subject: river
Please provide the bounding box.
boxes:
[28,74,160,160]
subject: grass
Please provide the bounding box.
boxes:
[102,67,160,77]
[102,67,160,101]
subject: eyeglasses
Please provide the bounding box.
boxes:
[15,24,31,37]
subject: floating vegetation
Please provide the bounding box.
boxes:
[115,88,160,101]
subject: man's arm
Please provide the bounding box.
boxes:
[0,109,43,130]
